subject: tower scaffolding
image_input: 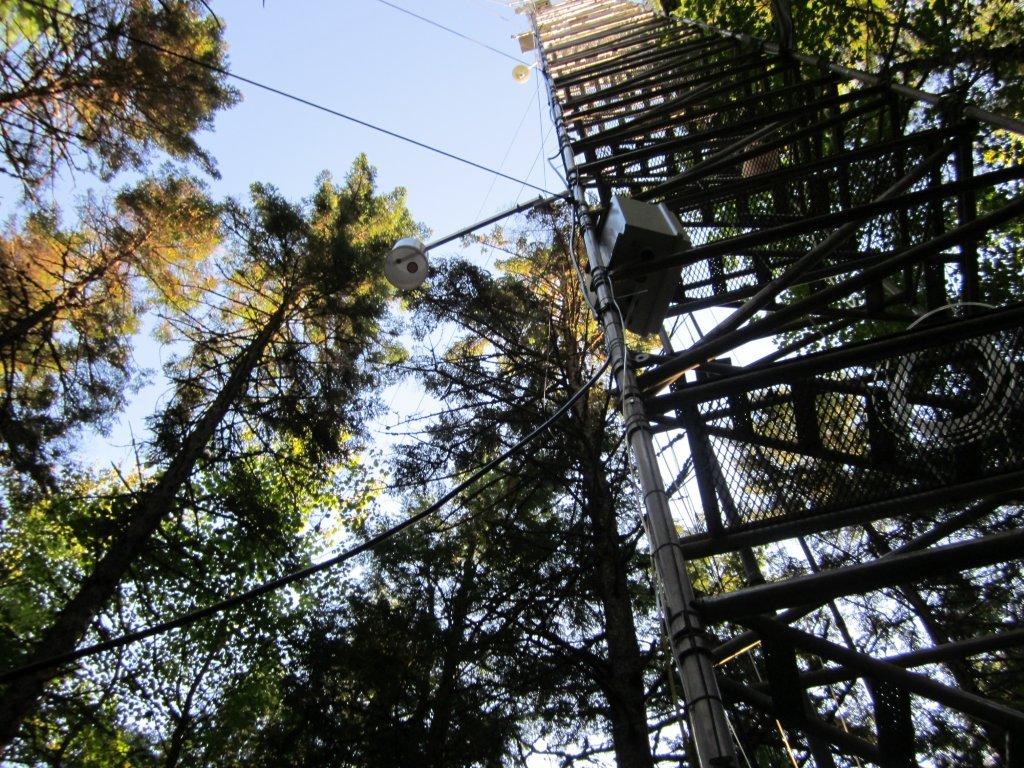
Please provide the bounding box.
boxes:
[526,0,1024,764]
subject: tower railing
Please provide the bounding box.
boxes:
[531,0,1024,764]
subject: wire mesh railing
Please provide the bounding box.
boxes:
[534,0,1024,763]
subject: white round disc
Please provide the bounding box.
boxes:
[385,237,428,290]
[513,64,532,83]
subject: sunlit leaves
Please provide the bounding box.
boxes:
[0,0,71,44]
[0,173,221,487]
[0,0,238,192]
[670,0,1024,114]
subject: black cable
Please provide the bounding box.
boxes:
[370,0,527,64]
[0,357,610,684]
[17,0,556,196]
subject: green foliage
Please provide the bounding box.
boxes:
[0,172,221,488]
[1,0,71,44]
[246,524,520,768]
[670,0,1024,116]
[379,208,668,765]
[0,155,418,761]
[0,473,128,672]
[170,208,667,767]
[152,157,417,468]
[1,435,381,766]
[0,0,239,192]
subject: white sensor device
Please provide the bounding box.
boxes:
[385,237,429,290]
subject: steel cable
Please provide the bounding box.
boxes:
[16,0,558,195]
[0,356,611,683]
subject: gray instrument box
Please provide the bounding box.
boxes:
[598,196,689,336]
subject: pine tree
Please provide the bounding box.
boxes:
[0,157,417,756]
[0,173,220,490]
[390,207,662,767]
[1,0,238,193]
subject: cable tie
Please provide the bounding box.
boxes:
[642,487,668,503]
[682,692,728,709]
[651,539,689,558]
[624,418,653,441]
[668,606,707,627]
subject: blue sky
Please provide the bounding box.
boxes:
[0,1,557,267]
[197,0,560,445]
[202,0,555,244]
[1,0,564,467]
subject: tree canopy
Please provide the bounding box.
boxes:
[1,0,1023,766]
[666,0,1024,118]
[0,0,238,193]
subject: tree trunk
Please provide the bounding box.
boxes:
[0,298,292,756]
[557,293,653,768]
[580,452,655,768]
[425,540,477,768]
[0,397,57,490]
[164,640,219,768]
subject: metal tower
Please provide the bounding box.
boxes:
[526,0,1024,764]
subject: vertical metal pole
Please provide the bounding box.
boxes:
[531,13,738,768]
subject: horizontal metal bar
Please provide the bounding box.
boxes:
[680,195,1024,390]
[574,63,832,155]
[660,125,956,211]
[710,493,1015,662]
[796,627,1024,688]
[625,160,1024,291]
[700,423,927,477]
[646,304,1024,413]
[675,139,954,351]
[743,616,1024,732]
[555,42,691,97]
[717,677,884,762]
[667,249,924,316]
[550,23,681,86]
[571,80,732,152]
[426,194,568,250]
[745,319,855,366]
[641,87,873,199]
[641,118,794,195]
[681,471,1024,558]
[567,49,775,127]
[562,38,744,114]
[578,81,884,175]
[696,528,1024,621]
[544,11,662,59]
[673,15,1024,136]
[543,5,655,49]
